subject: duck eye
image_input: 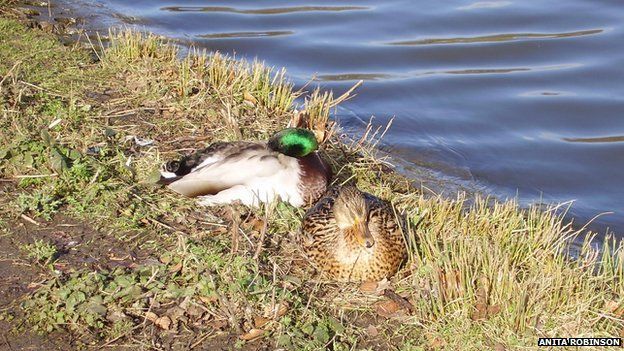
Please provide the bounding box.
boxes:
[166,161,180,172]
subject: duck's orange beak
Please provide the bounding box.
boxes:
[353,219,375,248]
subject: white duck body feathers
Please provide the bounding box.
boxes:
[160,141,309,207]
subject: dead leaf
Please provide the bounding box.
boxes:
[251,218,265,232]
[374,299,401,318]
[471,277,498,321]
[359,281,378,294]
[240,328,265,341]
[487,304,501,316]
[289,110,306,129]
[383,289,415,313]
[472,302,500,321]
[276,302,289,317]
[166,306,185,323]
[243,91,257,106]
[186,304,205,318]
[168,262,183,273]
[605,300,623,316]
[605,300,619,312]
[534,315,544,331]
[155,316,172,330]
[254,316,271,328]
[106,310,129,323]
[426,333,447,349]
[207,319,228,330]
[264,302,289,319]
[377,278,392,291]
[144,311,158,322]
[471,302,488,321]
[494,342,506,351]
[52,262,69,272]
[198,295,218,305]
[179,296,191,310]
[216,226,229,234]
[109,254,129,261]
[366,325,379,337]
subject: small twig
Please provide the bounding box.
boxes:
[218,96,242,140]
[12,174,58,179]
[227,206,240,254]
[143,266,160,289]
[20,214,40,226]
[300,280,322,321]
[0,61,21,89]
[253,210,270,261]
[84,33,102,62]
[330,79,363,108]
[89,168,101,185]
[147,217,176,231]
[2,332,13,351]
[98,323,144,348]
[270,262,279,319]
[141,293,159,328]
[208,274,241,333]
[18,80,66,98]
[190,331,214,349]
[371,117,394,149]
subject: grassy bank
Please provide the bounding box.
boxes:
[1,9,623,350]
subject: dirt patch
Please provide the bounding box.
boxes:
[0,217,76,351]
[9,217,149,271]
[0,190,155,350]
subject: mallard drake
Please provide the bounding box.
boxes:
[302,186,407,282]
[159,128,331,207]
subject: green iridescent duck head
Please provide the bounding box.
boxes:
[268,128,319,158]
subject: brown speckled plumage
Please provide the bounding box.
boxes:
[302,186,407,282]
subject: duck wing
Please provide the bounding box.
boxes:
[163,142,294,197]
[160,141,262,178]
[301,187,340,244]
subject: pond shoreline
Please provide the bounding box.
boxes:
[44,0,624,236]
[26,0,620,239]
[55,0,624,237]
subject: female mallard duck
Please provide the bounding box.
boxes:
[302,186,407,282]
[159,128,331,207]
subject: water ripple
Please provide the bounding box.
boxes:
[314,63,580,82]
[160,6,368,15]
[443,67,529,74]
[563,135,624,143]
[314,73,396,81]
[436,63,579,75]
[387,29,603,46]
[197,31,294,39]
[457,1,512,10]
[519,90,577,97]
